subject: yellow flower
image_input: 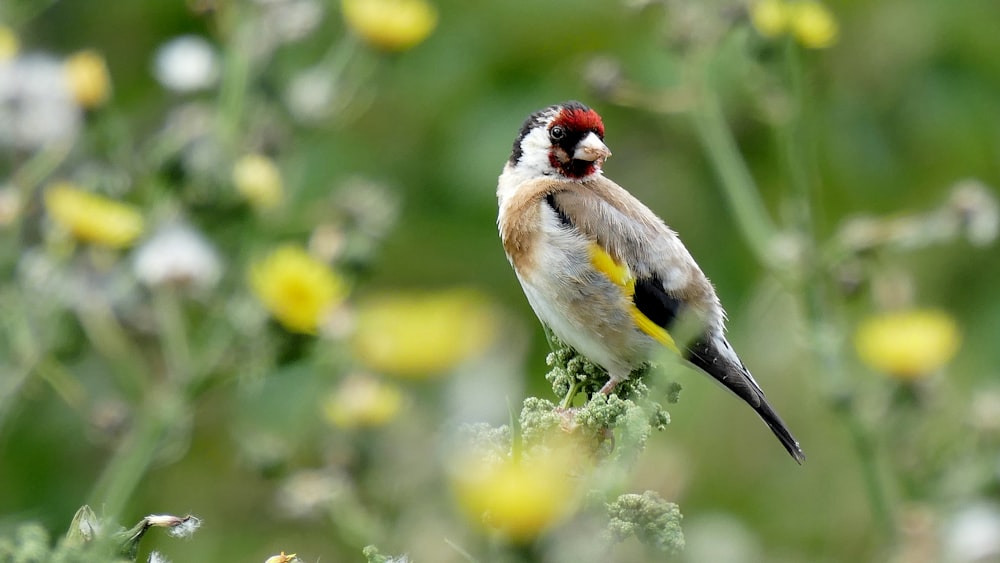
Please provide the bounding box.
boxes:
[352,289,496,379]
[44,183,144,248]
[855,309,961,379]
[323,374,403,428]
[453,449,578,542]
[0,25,18,61]
[789,0,838,49]
[750,0,838,49]
[250,245,347,334]
[750,0,789,38]
[64,50,111,108]
[264,552,299,563]
[233,154,284,210]
[341,0,437,52]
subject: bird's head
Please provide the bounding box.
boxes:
[508,101,611,180]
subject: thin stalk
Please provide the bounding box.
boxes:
[3,145,69,275]
[781,40,895,538]
[0,290,41,432]
[839,397,895,535]
[802,278,895,537]
[560,379,582,409]
[75,302,147,402]
[443,538,481,563]
[88,399,172,523]
[779,40,816,240]
[690,74,778,267]
[216,5,252,146]
[35,358,86,410]
[324,32,361,79]
[152,288,192,384]
[11,142,72,197]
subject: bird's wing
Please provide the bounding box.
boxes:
[547,180,805,462]
[545,178,719,331]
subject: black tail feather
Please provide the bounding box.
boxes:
[752,395,806,464]
[686,336,805,464]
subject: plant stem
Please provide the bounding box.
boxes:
[778,40,816,241]
[560,379,582,409]
[690,68,778,267]
[79,290,186,524]
[839,399,895,535]
[780,40,895,538]
[152,288,192,384]
[88,396,173,523]
[75,300,147,402]
[685,41,897,539]
[800,277,895,536]
[0,289,41,433]
[443,538,481,563]
[217,4,252,147]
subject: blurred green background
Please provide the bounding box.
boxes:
[2,0,1000,561]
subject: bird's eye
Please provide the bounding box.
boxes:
[549,126,565,141]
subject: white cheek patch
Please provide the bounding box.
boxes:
[516,127,556,176]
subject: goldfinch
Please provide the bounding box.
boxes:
[497,101,805,463]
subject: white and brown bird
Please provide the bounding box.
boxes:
[497,101,804,463]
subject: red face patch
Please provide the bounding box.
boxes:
[552,107,605,138]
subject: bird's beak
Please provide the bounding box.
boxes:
[573,132,611,162]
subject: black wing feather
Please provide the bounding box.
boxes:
[633,275,683,330]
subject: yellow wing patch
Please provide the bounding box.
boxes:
[587,242,678,352]
[587,242,631,287]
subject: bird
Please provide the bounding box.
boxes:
[496,101,805,463]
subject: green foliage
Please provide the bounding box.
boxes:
[606,490,684,554]
[1,0,999,561]
[2,523,127,563]
[517,396,562,446]
[362,545,409,563]
[0,506,198,563]
[454,337,683,556]
[542,336,674,459]
[524,339,672,462]
[456,421,514,464]
[544,337,609,400]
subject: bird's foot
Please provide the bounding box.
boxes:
[597,378,620,395]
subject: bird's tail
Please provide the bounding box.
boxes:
[685,335,806,464]
[748,392,806,464]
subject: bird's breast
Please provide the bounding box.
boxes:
[503,198,653,374]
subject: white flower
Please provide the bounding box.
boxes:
[0,54,81,150]
[159,102,215,144]
[277,470,346,519]
[258,0,325,44]
[133,223,221,289]
[285,66,338,122]
[944,503,1000,563]
[148,551,171,563]
[165,515,201,538]
[18,249,135,312]
[145,513,202,538]
[153,36,219,93]
[949,179,999,247]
